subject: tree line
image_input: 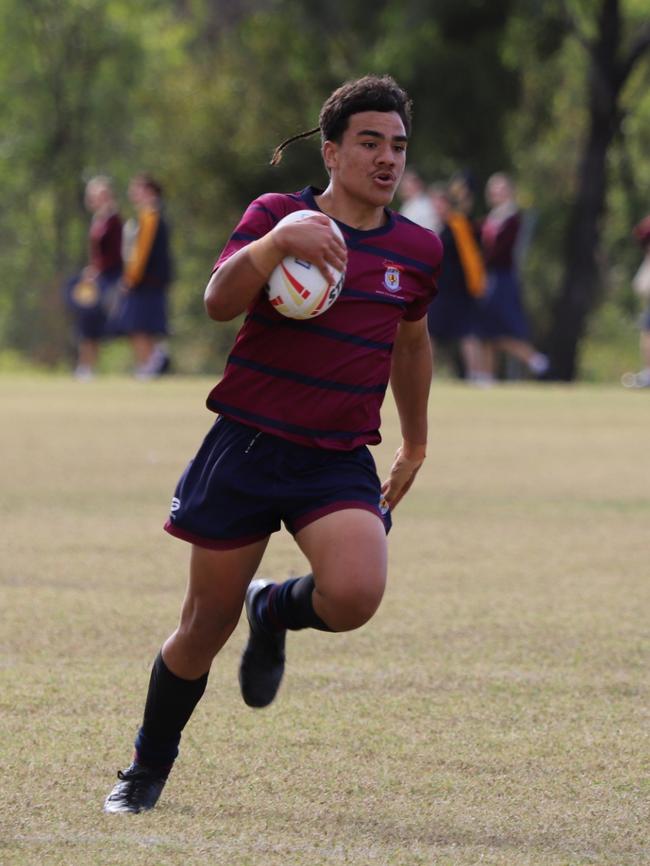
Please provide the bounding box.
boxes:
[0,0,648,379]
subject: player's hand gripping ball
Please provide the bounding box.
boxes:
[266,210,345,319]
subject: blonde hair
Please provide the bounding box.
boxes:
[85,175,114,197]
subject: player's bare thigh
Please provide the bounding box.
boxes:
[295,508,388,632]
[163,538,269,678]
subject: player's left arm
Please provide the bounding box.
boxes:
[381,315,432,510]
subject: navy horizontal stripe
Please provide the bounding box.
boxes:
[342,288,407,308]
[231,231,258,243]
[228,354,387,395]
[252,196,312,224]
[247,312,393,351]
[353,242,437,275]
[207,400,369,440]
[251,202,280,220]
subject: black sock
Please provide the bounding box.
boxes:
[259,574,333,632]
[134,651,208,769]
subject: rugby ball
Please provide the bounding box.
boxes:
[266,210,345,319]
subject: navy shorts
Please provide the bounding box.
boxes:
[164,416,391,550]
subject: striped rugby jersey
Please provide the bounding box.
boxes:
[206,186,442,450]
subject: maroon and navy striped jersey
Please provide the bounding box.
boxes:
[206,186,442,450]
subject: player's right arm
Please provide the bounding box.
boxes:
[204,213,346,321]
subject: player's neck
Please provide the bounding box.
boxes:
[315,187,387,231]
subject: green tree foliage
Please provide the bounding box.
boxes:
[507,0,650,378]
[0,0,648,377]
[0,0,145,360]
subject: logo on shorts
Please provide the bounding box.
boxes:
[383,261,402,293]
[170,496,181,515]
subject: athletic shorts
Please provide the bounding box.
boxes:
[164,416,391,550]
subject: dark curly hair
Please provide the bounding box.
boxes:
[271,74,412,166]
[319,74,412,142]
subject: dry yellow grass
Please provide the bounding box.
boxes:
[1,375,648,865]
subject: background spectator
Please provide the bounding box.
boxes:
[111,173,172,379]
[398,168,442,232]
[621,215,650,389]
[66,175,122,381]
[476,172,548,382]
[427,187,485,381]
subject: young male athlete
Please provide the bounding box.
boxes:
[104,74,442,814]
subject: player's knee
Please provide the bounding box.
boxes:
[345,592,382,629]
[321,577,385,630]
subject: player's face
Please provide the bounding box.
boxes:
[323,111,408,209]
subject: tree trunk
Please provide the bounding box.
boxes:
[547,0,625,380]
[547,105,616,380]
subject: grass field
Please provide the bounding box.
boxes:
[1,375,648,866]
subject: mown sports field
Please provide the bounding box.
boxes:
[1,375,648,866]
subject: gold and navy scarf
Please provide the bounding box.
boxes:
[447,213,486,297]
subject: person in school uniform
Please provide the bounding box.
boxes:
[475,173,548,381]
[67,176,122,380]
[427,186,485,381]
[398,167,442,233]
[621,215,650,389]
[104,74,442,815]
[111,174,173,378]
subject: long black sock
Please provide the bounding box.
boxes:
[134,651,208,769]
[258,574,334,632]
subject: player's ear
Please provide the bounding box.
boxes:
[322,140,338,173]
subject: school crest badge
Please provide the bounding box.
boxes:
[383,263,401,293]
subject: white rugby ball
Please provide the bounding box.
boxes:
[266,209,345,319]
